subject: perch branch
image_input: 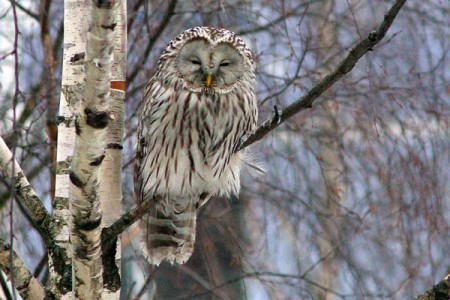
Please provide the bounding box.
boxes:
[101,198,153,252]
[236,0,407,151]
[102,0,408,250]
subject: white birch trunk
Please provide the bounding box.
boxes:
[53,0,92,297]
[68,0,118,298]
[100,0,126,298]
[57,0,120,298]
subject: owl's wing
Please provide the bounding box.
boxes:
[135,78,159,200]
[204,92,258,180]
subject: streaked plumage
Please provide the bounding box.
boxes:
[136,27,258,265]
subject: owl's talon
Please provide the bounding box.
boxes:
[272,105,282,125]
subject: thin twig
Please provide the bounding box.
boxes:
[127,0,178,83]
[9,0,20,298]
[101,0,408,253]
[236,0,407,152]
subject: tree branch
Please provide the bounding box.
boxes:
[102,0,408,256]
[415,274,450,300]
[236,0,407,151]
[0,238,46,300]
[127,0,178,83]
[101,198,153,252]
[0,137,51,244]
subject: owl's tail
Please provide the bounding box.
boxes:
[141,196,197,266]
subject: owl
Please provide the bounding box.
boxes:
[136,27,258,266]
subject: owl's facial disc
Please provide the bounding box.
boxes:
[176,39,245,92]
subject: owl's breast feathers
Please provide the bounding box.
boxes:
[137,79,256,203]
[136,27,257,265]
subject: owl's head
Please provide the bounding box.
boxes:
[158,27,255,94]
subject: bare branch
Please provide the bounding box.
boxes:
[179,271,349,300]
[236,0,407,151]
[101,198,153,252]
[0,238,46,300]
[0,137,51,244]
[101,0,410,279]
[13,2,39,20]
[127,0,178,83]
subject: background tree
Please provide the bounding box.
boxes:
[1,0,449,299]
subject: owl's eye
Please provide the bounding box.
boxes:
[191,59,201,65]
[220,61,230,67]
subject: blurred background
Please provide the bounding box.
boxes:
[1,0,449,299]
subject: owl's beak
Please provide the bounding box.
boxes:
[205,74,213,88]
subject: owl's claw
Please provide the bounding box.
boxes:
[272,105,282,125]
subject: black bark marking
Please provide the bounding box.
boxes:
[84,108,110,129]
[150,240,179,248]
[70,52,85,63]
[101,236,121,291]
[69,171,85,188]
[90,154,105,166]
[106,143,123,150]
[101,23,117,31]
[94,0,114,9]
[48,244,72,293]
[75,118,82,135]
[74,217,102,231]
[56,115,66,125]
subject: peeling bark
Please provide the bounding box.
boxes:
[0,238,45,300]
[0,137,51,243]
[99,0,126,296]
[69,0,119,298]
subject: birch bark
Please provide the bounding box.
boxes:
[52,0,91,297]
[100,0,126,298]
[68,0,118,298]
[56,0,124,298]
[0,238,45,300]
[0,139,48,299]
